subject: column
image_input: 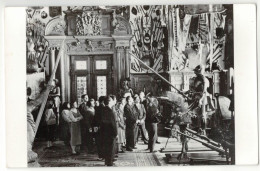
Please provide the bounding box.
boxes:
[125,46,130,78]
[59,47,65,103]
[116,46,124,90]
[49,47,56,79]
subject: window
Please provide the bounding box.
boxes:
[77,76,87,104]
[76,61,87,70]
[95,60,107,70]
[97,76,107,98]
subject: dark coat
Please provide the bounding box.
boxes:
[100,106,118,138]
[124,104,137,125]
[93,105,104,127]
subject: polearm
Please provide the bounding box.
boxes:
[129,52,189,99]
[34,39,65,137]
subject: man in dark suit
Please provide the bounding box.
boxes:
[79,94,94,153]
[93,96,106,160]
[100,96,118,166]
[124,96,138,151]
[145,97,159,152]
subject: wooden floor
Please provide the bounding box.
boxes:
[30,135,226,167]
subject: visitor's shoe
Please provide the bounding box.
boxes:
[133,146,137,149]
[145,148,150,151]
[126,147,133,151]
[156,141,161,144]
[144,141,148,144]
[119,150,125,153]
[113,158,117,162]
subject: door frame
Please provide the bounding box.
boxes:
[70,55,112,102]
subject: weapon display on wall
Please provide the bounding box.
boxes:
[129,52,189,99]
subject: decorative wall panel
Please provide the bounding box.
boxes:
[129,5,167,73]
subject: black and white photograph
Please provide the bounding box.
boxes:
[24,4,238,167]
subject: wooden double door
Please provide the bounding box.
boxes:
[71,55,112,103]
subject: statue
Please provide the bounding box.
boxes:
[119,78,133,98]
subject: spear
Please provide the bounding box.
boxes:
[34,39,66,136]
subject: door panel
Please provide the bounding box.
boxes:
[71,55,111,102]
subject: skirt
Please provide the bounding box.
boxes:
[70,122,82,146]
[117,127,125,144]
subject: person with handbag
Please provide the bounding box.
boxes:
[45,100,57,148]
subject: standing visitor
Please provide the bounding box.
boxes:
[60,102,72,146]
[93,96,106,160]
[133,95,148,145]
[69,101,83,154]
[145,97,160,152]
[115,98,126,152]
[124,96,138,151]
[45,100,56,148]
[84,98,96,154]
[100,96,118,166]
[78,94,89,151]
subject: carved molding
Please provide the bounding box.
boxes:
[45,17,66,36]
[66,40,113,53]
[112,35,132,48]
[45,36,114,53]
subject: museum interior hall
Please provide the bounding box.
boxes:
[26,5,235,167]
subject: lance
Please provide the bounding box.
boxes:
[129,52,189,99]
[34,39,66,137]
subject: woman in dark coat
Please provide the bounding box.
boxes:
[100,96,118,166]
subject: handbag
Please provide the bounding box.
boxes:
[152,112,162,123]
[47,117,56,125]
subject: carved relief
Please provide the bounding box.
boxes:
[113,15,131,35]
[76,12,102,36]
[45,17,66,36]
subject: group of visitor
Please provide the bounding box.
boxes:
[45,90,161,166]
